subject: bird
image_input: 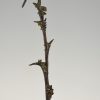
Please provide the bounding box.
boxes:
[22,0,27,8]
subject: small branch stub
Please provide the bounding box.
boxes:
[29,60,48,73]
[22,0,27,8]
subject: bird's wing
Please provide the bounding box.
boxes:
[22,0,27,8]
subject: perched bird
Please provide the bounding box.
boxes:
[49,39,54,45]
[22,0,27,8]
[47,39,54,50]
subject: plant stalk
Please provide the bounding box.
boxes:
[22,0,54,100]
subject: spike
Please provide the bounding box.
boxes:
[49,39,54,45]
[22,0,27,8]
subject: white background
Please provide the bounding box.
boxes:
[0,0,100,100]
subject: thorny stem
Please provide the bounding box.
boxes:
[22,0,54,100]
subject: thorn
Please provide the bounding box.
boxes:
[49,39,54,45]
[29,60,47,73]
[29,62,37,66]
[29,60,42,66]
[22,0,27,8]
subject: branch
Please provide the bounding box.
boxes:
[29,0,54,100]
[29,60,48,73]
[34,18,46,30]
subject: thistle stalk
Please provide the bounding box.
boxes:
[22,0,54,100]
